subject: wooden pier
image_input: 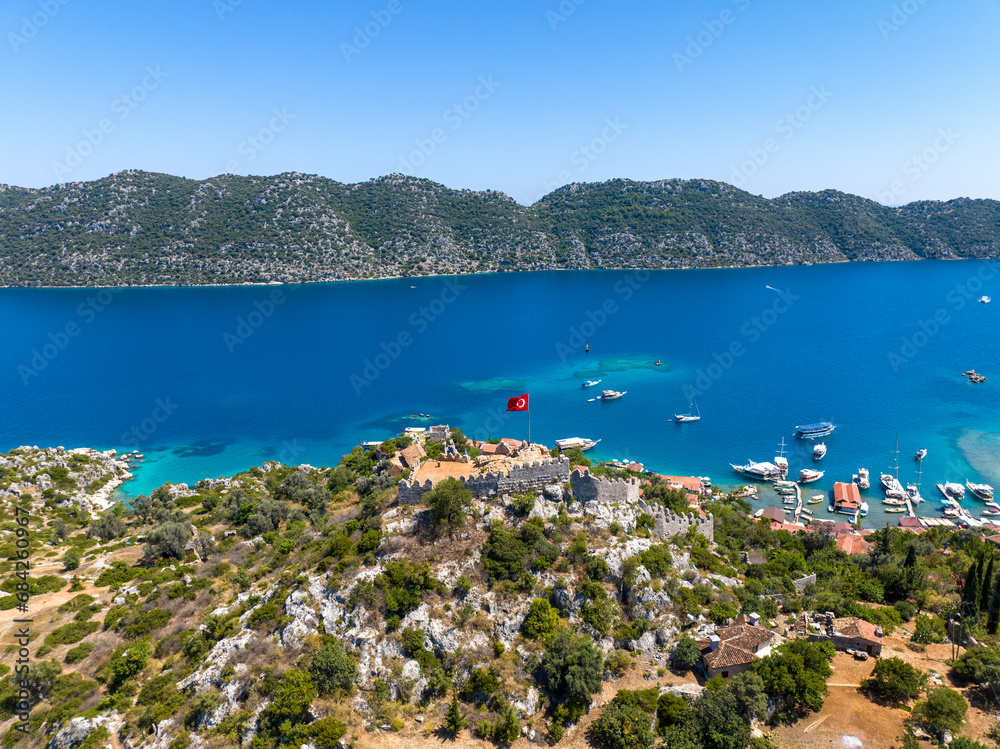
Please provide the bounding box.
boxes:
[792,482,804,523]
[904,497,916,518]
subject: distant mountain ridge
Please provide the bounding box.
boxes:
[1,170,998,286]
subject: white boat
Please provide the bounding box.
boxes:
[774,438,789,478]
[674,395,701,422]
[731,460,784,481]
[915,448,927,461]
[941,481,966,500]
[859,501,869,517]
[856,468,870,490]
[982,507,1000,517]
[808,495,825,504]
[813,443,827,460]
[943,507,960,517]
[883,497,907,506]
[598,390,626,400]
[907,484,923,503]
[582,379,602,388]
[967,480,995,500]
[885,506,906,513]
[981,296,992,303]
[799,469,824,484]
[555,437,601,451]
[801,508,814,516]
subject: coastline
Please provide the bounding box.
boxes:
[2,255,987,291]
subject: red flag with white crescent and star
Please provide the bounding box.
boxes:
[506,393,529,412]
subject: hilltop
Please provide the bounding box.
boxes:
[1,172,999,286]
[2,435,1000,749]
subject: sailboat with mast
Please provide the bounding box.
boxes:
[907,458,924,503]
[881,434,907,499]
[674,395,701,422]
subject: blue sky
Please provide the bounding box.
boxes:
[1,0,997,205]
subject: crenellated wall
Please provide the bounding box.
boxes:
[570,469,642,504]
[637,499,714,542]
[397,455,571,504]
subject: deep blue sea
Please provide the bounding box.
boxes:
[4,260,1000,527]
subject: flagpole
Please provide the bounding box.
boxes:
[528,408,531,446]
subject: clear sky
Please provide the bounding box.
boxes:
[1,0,997,205]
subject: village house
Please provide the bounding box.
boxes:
[799,612,883,656]
[698,614,775,679]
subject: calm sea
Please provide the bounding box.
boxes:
[3,260,1000,527]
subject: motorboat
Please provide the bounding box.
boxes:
[555,437,601,451]
[814,443,827,460]
[967,480,995,500]
[801,508,814,516]
[907,484,923,503]
[915,448,927,461]
[731,460,784,481]
[943,507,960,517]
[859,501,869,517]
[598,390,626,400]
[808,495,825,504]
[799,469,824,483]
[983,507,1000,517]
[981,296,992,303]
[883,497,906,506]
[582,379,602,388]
[885,507,906,513]
[795,422,835,439]
[856,468,870,490]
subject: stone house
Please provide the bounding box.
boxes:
[698,615,775,679]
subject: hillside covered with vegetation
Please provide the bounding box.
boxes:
[3,441,1000,749]
[1,172,998,286]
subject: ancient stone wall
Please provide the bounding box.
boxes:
[637,499,714,542]
[397,456,570,504]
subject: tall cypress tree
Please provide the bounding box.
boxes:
[988,578,1000,635]
[904,545,918,569]
[981,557,995,614]
[962,560,981,615]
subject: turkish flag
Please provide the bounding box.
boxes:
[507,393,529,411]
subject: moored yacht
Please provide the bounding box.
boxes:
[943,481,966,500]
[881,474,907,499]
[856,468,870,490]
[795,422,835,439]
[799,468,824,483]
[731,460,783,481]
[555,437,601,451]
[967,480,995,500]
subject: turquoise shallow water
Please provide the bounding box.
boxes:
[3,260,1000,527]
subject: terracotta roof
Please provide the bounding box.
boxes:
[699,621,774,670]
[500,438,522,448]
[760,507,786,523]
[663,475,704,493]
[834,535,872,555]
[985,534,1000,547]
[833,482,860,510]
[832,617,882,643]
[479,444,499,454]
[898,517,923,528]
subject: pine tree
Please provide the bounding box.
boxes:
[962,560,981,616]
[988,578,1000,635]
[981,557,995,614]
[445,692,467,734]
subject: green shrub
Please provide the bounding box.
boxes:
[523,598,561,640]
[590,699,654,749]
[44,621,100,647]
[64,643,95,664]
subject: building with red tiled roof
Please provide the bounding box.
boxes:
[834,535,872,556]
[802,613,883,656]
[759,507,786,524]
[898,517,923,529]
[832,482,861,515]
[698,616,775,679]
[662,475,704,494]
